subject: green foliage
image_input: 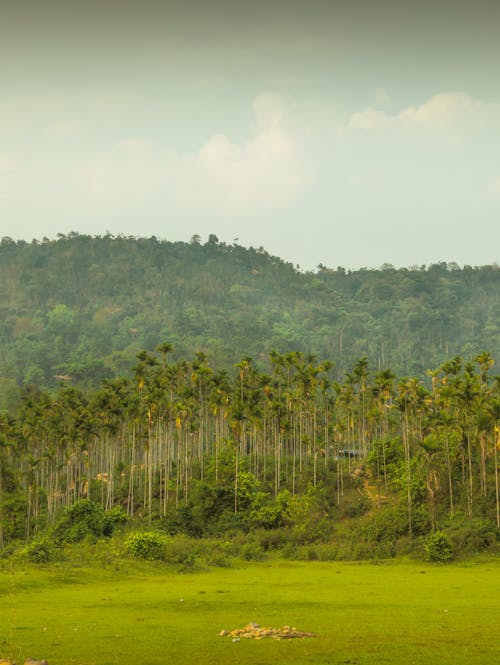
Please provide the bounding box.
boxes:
[358,503,411,543]
[158,505,203,538]
[19,535,54,563]
[102,505,129,535]
[335,488,372,520]
[366,437,404,481]
[281,484,332,543]
[0,268,499,559]
[424,531,454,562]
[236,470,261,510]
[52,499,124,544]
[249,486,333,546]
[0,235,498,394]
[124,531,167,560]
[0,492,27,541]
[162,536,200,569]
[249,492,287,529]
[444,515,499,553]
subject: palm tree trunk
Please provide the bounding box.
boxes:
[403,412,413,537]
[495,427,499,529]
[444,434,454,517]
[467,431,473,518]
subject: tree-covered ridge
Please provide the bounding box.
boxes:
[0,348,498,553]
[0,233,499,409]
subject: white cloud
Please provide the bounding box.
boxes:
[343,107,391,132]
[0,92,314,230]
[343,92,500,134]
[1,88,500,268]
[169,94,311,217]
[399,92,484,123]
[78,94,312,220]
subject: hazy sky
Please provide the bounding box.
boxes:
[1,0,499,269]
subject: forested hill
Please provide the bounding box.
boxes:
[0,233,499,405]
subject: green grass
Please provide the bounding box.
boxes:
[1,558,499,664]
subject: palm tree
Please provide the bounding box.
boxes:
[397,377,430,536]
[353,357,370,455]
[452,366,481,518]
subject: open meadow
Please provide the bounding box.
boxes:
[1,558,499,665]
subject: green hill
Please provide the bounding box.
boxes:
[0,232,499,406]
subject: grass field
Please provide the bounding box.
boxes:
[1,558,498,665]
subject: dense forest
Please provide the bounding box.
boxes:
[0,343,498,558]
[0,234,498,560]
[0,233,499,411]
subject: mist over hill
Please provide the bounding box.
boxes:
[0,233,498,407]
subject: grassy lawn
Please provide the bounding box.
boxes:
[1,558,499,665]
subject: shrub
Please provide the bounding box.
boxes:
[445,515,498,554]
[281,485,332,544]
[424,531,453,562]
[0,492,27,542]
[52,499,106,544]
[240,541,266,561]
[20,536,54,563]
[52,500,128,544]
[255,528,291,551]
[102,505,129,535]
[205,552,232,568]
[124,531,167,560]
[163,536,198,568]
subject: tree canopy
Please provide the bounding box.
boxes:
[0,234,498,409]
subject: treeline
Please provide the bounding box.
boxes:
[0,233,499,409]
[0,347,498,552]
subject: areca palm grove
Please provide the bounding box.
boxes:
[0,346,498,551]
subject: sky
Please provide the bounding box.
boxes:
[1,0,499,269]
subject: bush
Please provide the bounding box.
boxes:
[205,552,232,568]
[163,536,198,569]
[102,505,129,535]
[336,491,371,519]
[255,528,290,551]
[445,515,498,554]
[424,531,453,562]
[52,500,128,544]
[124,531,167,560]
[20,536,54,563]
[0,492,27,542]
[281,485,332,544]
[52,500,106,544]
[240,541,266,561]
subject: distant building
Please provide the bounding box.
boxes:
[337,448,364,458]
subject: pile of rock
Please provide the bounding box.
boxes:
[218,622,315,640]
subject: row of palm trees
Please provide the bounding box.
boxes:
[0,346,498,546]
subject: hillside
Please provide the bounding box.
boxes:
[0,233,499,407]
